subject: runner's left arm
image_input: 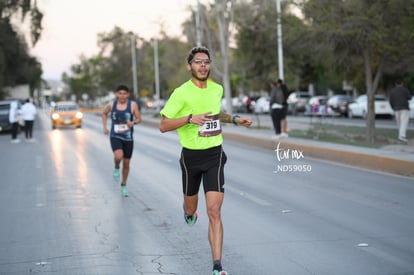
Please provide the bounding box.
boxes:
[129,101,141,127]
[219,111,252,127]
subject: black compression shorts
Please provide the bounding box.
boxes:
[179,145,227,196]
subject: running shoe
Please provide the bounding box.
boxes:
[121,185,128,197]
[113,168,120,182]
[184,211,198,226]
[398,136,408,143]
[271,134,281,140]
[281,132,289,138]
[212,270,228,275]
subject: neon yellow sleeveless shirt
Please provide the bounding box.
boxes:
[160,79,223,150]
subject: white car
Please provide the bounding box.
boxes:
[287,91,310,115]
[221,97,246,113]
[348,94,394,119]
[410,97,414,119]
[254,96,270,114]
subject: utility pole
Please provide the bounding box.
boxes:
[196,0,202,46]
[130,34,138,99]
[276,0,284,80]
[153,38,160,113]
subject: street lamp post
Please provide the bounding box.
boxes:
[130,34,138,99]
[153,38,160,113]
[276,0,284,80]
[196,0,202,47]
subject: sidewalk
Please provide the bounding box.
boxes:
[141,112,414,177]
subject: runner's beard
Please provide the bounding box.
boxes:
[191,68,210,81]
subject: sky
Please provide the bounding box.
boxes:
[26,0,195,80]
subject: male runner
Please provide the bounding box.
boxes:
[102,84,141,196]
[159,46,252,275]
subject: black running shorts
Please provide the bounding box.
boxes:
[179,145,227,196]
[110,137,134,159]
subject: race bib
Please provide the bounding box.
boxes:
[198,114,222,137]
[114,123,129,133]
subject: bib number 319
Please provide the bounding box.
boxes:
[198,114,222,137]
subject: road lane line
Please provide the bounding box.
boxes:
[226,185,272,206]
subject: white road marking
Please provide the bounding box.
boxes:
[226,185,272,206]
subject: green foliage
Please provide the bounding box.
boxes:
[300,0,414,141]
[302,0,414,80]
[0,0,43,98]
[232,0,342,93]
[63,27,191,100]
[63,0,414,111]
[233,0,279,90]
[0,0,43,46]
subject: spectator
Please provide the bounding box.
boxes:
[269,80,286,140]
[389,79,412,143]
[277,79,289,137]
[20,98,37,142]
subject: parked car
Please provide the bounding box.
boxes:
[221,96,250,113]
[306,96,329,114]
[287,91,310,115]
[51,101,83,129]
[0,99,25,132]
[348,94,393,119]
[254,96,270,114]
[327,95,355,117]
[0,100,13,132]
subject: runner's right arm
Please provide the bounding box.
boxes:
[102,102,112,135]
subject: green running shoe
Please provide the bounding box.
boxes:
[212,270,228,275]
[121,185,128,197]
[113,168,120,182]
[184,211,198,226]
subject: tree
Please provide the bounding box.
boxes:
[61,55,106,101]
[0,0,43,98]
[182,0,236,113]
[301,0,414,141]
[63,26,191,102]
[233,0,330,93]
[212,0,235,113]
[152,34,191,98]
[0,0,43,46]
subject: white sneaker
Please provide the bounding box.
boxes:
[11,139,20,143]
[398,136,408,142]
[281,132,289,138]
[271,134,281,140]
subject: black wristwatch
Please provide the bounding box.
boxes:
[187,114,193,124]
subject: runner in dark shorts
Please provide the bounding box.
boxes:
[102,84,141,197]
[159,46,252,275]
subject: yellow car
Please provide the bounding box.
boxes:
[51,101,83,129]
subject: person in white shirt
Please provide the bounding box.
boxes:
[20,99,37,141]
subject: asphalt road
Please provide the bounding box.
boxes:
[0,110,413,275]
